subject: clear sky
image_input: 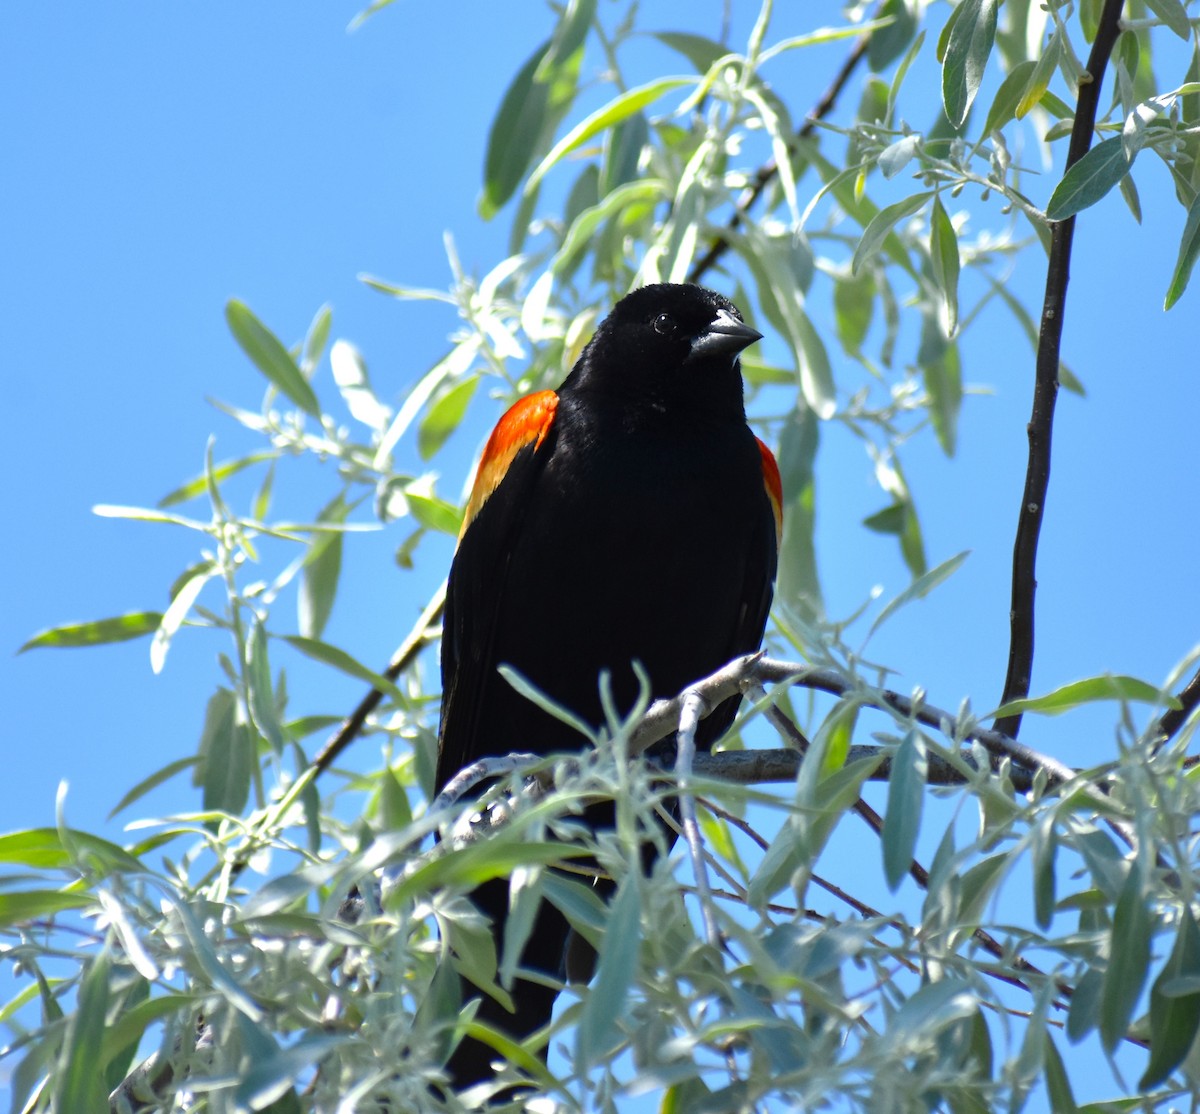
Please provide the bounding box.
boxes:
[4,2,1198,1105]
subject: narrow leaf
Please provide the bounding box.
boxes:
[852,192,933,274]
[1139,906,1200,1088]
[417,375,479,461]
[528,77,695,192]
[1045,137,1131,221]
[941,0,998,127]
[992,674,1177,719]
[929,196,960,335]
[576,873,640,1067]
[1164,189,1200,310]
[225,300,320,417]
[247,620,284,753]
[20,612,163,653]
[882,730,926,890]
[151,565,214,674]
[282,636,406,703]
[1100,863,1151,1053]
[869,550,969,637]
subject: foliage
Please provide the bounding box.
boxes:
[7,1,1200,1111]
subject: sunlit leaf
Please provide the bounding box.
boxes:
[225,300,320,417]
[20,612,163,653]
[991,674,1177,719]
[1164,189,1200,309]
[942,0,998,127]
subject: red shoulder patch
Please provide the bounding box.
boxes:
[459,390,559,542]
[757,437,783,548]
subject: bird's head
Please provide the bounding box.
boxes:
[564,283,762,416]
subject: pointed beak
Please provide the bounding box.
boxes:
[686,308,762,364]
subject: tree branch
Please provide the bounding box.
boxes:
[994,0,1127,739]
[311,581,446,777]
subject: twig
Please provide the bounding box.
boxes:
[687,15,875,284]
[311,581,446,776]
[994,0,1127,740]
[1154,662,1200,752]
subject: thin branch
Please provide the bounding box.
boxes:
[1154,661,1200,751]
[994,0,1127,740]
[687,15,875,284]
[691,744,1033,791]
[311,581,446,777]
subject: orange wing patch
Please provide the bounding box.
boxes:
[459,390,559,543]
[757,437,783,548]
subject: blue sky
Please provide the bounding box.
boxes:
[4,2,1199,1103]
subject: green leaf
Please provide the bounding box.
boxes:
[982,59,1036,136]
[225,300,320,417]
[235,1035,347,1110]
[852,191,933,275]
[0,828,143,873]
[480,38,581,219]
[870,550,969,637]
[418,375,479,461]
[157,451,278,508]
[833,267,874,355]
[1144,0,1191,40]
[1101,862,1151,1053]
[247,619,284,753]
[0,890,93,926]
[406,490,463,536]
[941,0,998,128]
[1164,189,1200,310]
[776,405,822,611]
[282,636,406,703]
[109,755,197,818]
[299,499,346,640]
[929,196,960,335]
[882,730,926,890]
[19,612,163,652]
[991,674,1178,719]
[1016,29,1062,118]
[576,872,640,1068]
[1045,137,1131,221]
[151,563,214,674]
[54,951,109,1114]
[1043,1030,1079,1113]
[651,31,730,74]
[1067,968,1104,1042]
[202,692,252,817]
[528,76,695,192]
[868,0,919,72]
[919,310,962,455]
[302,302,332,369]
[536,0,596,76]
[1139,906,1200,1088]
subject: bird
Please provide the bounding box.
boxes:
[434,281,781,1088]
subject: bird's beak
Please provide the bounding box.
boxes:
[686,308,763,365]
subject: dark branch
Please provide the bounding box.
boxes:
[311,582,445,777]
[994,0,1127,739]
[1154,661,1200,752]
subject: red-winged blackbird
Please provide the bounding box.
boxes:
[435,282,781,1087]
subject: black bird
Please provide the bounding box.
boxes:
[435,282,781,1087]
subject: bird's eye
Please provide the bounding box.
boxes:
[652,313,676,335]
